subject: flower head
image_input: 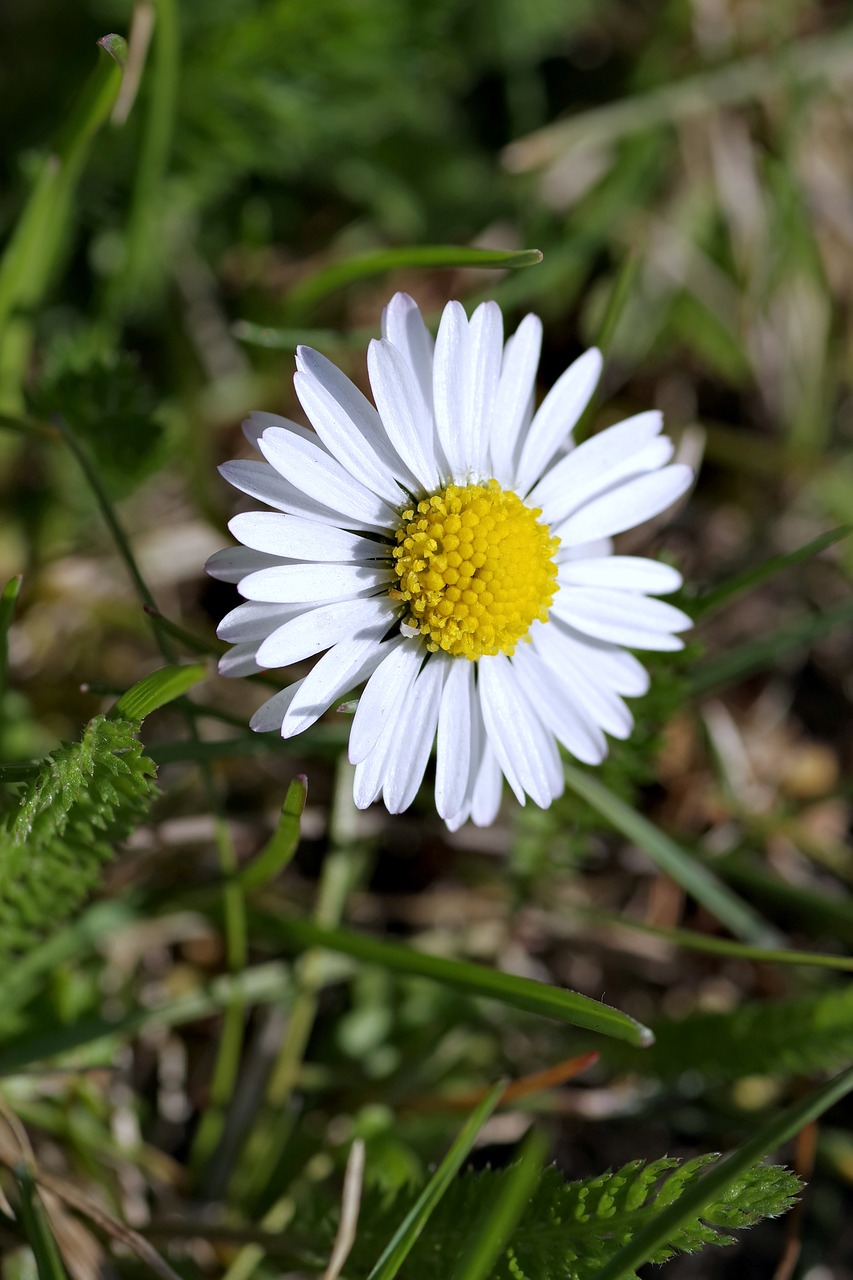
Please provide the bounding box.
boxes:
[207,294,693,828]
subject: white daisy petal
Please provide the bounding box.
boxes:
[478,652,563,808]
[242,411,306,451]
[349,640,426,765]
[470,740,504,827]
[250,680,306,732]
[382,656,447,812]
[205,545,284,583]
[381,292,435,418]
[435,657,475,820]
[533,617,650,698]
[219,642,264,678]
[259,427,398,532]
[433,301,471,478]
[489,313,543,485]
[514,347,602,495]
[510,645,607,764]
[558,536,614,562]
[239,562,393,604]
[296,344,419,488]
[353,692,409,810]
[531,621,635,738]
[368,338,445,491]
[529,410,666,524]
[467,301,503,477]
[219,459,358,527]
[281,634,399,738]
[256,597,393,669]
[556,464,694,546]
[227,512,390,563]
[217,600,302,643]
[552,586,691,651]
[558,556,683,595]
[294,364,407,505]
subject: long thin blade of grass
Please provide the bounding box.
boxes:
[265,915,654,1046]
[693,525,851,619]
[562,763,780,946]
[367,1081,506,1280]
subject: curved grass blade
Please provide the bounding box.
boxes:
[286,245,542,316]
[111,662,208,721]
[14,1168,69,1280]
[267,916,653,1046]
[562,763,781,947]
[367,1081,506,1280]
[594,1064,853,1280]
[694,525,851,620]
[450,1127,549,1280]
[239,776,307,892]
[690,597,853,695]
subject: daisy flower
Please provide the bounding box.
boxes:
[207,293,692,829]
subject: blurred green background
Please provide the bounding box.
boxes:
[1,0,852,1276]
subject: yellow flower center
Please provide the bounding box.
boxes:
[391,480,559,660]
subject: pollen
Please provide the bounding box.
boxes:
[391,481,559,659]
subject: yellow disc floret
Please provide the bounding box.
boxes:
[391,480,559,660]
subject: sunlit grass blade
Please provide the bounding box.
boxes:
[450,1127,549,1280]
[232,322,351,350]
[0,35,126,410]
[238,776,307,892]
[693,525,851,619]
[562,763,780,947]
[14,1169,69,1280]
[285,245,543,316]
[264,915,653,1046]
[690,597,853,695]
[594,1064,853,1280]
[111,662,208,721]
[367,1081,506,1280]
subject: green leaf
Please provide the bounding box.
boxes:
[111,662,208,721]
[0,716,157,962]
[285,245,543,316]
[690,597,853,695]
[239,776,307,892]
[593,1066,853,1280]
[0,575,22,711]
[693,525,851,619]
[562,764,780,947]
[450,1128,549,1280]
[264,916,654,1046]
[367,1081,506,1280]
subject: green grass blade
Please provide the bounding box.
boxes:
[594,1064,853,1280]
[367,1081,507,1280]
[450,1127,549,1280]
[562,763,781,946]
[693,525,851,619]
[285,245,542,316]
[111,661,208,721]
[690,597,853,695]
[265,916,653,1046]
[579,907,853,973]
[239,776,307,892]
[0,35,126,409]
[14,1169,69,1280]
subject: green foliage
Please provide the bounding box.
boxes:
[292,1157,800,1279]
[0,715,157,960]
[623,982,853,1084]
[30,348,166,498]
